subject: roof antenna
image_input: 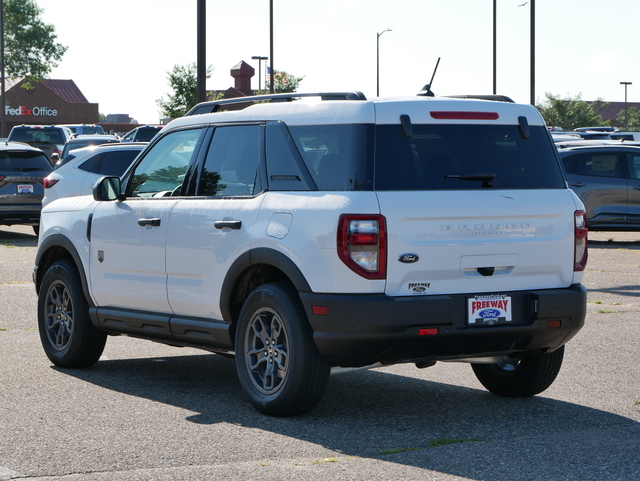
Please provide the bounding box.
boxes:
[418,57,441,97]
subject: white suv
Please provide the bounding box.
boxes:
[34,92,588,416]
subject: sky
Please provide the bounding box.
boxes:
[37,0,640,125]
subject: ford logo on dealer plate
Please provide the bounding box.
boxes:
[479,309,501,319]
[398,254,419,263]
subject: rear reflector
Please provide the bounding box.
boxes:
[547,320,562,328]
[312,305,328,315]
[419,328,439,336]
[430,111,499,120]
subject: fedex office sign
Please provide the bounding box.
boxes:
[5,105,58,117]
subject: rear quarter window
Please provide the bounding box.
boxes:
[374,124,565,190]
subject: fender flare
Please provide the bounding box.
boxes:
[34,233,92,305]
[220,247,311,322]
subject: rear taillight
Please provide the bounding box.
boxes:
[574,210,588,271]
[43,176,59,189]
[0,175,5,182]
[337,214,386,279]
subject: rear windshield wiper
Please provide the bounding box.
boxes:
[445,172,496,188]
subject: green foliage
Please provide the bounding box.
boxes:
[257,70,304,94]
[156,63,219,120]
[616,106,640,130]
[536,92,609,131]
[4,0,68,87]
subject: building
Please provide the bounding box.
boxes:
[2,78,99,134]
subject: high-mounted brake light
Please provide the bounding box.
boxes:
[430,111,499,120]
[338,214,387,280]
[574,210,588,271]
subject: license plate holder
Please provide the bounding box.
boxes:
[17,184,34,194]
[468,294,512,326]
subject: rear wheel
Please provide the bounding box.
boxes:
[38,260,107,368]
[235,282,330,416]
[471,346,564,397]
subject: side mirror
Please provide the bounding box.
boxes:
[93,176,124,202]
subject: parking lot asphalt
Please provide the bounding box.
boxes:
[0,225,638,481]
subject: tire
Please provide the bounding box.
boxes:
[471,345,565,397]
[38,260,107,368]
[32,225,40,236]
[235,282,330,416]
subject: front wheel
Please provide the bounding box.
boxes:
[38,260,107,368]
[471,346,565,397]
[235,282,330,416]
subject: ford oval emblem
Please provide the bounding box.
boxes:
[398,253,419,264]
[479,309,501,319]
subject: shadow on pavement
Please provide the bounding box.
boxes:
[57,352,640,480]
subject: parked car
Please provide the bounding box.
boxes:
[609,131,640,142]
[559,144,640,231]
[43,143,145,207]
[35,91,587,416]
[7,125,73,165]
[57,124,105,136]
[0,141,52,235]
[121,125,163,142]
[54,134,121,165]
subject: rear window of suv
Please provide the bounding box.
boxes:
[374,124,565,190]
[0,151,52,172]
[9,127,66,145]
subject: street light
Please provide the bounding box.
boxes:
[621,81,632,130]
[376,28,391,97]
[252,56,268,90]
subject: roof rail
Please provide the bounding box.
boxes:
[185,91,367,116]
[444,94,515,103]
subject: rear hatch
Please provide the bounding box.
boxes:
[0,150,52,206]
[373,99,580,296]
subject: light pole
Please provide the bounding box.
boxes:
[621,81,632,130]
[252,56,268,91]
[376,28,391,97]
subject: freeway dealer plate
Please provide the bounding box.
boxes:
[468,294,512,326]
[17,184,34,194]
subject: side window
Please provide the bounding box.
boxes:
[126,128,203,197]
[98,150,141,176]
[627,154,640,179]
[565,153,622,178]
[78,153,105,174]
[265,122,312,191]
[198,125,261,196]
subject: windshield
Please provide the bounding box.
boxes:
[9,128,65,145]
[374,124,565,190]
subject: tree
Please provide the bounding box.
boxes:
[156,63,219,120]
[4,0,67,87]
[535,93,609,131]
[616,107,640,131]
[257,70,304,95]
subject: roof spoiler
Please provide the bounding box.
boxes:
[185,91,367,116]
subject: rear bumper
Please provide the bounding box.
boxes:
[0,209,41,226]
[301,284,587,367]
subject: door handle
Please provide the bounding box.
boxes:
[569,182,586,188]
[138,218,161,227]
[215,220,242,230]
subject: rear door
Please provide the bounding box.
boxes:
[562,150,628,229]
[624,149,640,228]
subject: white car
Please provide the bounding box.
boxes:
[42,143,145,206]
[35,92,588,416]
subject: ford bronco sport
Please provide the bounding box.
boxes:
[34,91,588,416]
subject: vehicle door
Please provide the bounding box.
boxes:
[563,151,628,229]
[89,127,206,315]
[165,124,266,342]
[624,149,640,228]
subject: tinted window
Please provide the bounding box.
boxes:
[289,124,373,191]
[375,124,565,190]
[79,150,140,176]
[9,128,65,145]
[136,128,162,142]
[0,151,52,172]
[562,152,624,178]
[127,128,203,197]
[199,125,261,196]
[265,122,312,191]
